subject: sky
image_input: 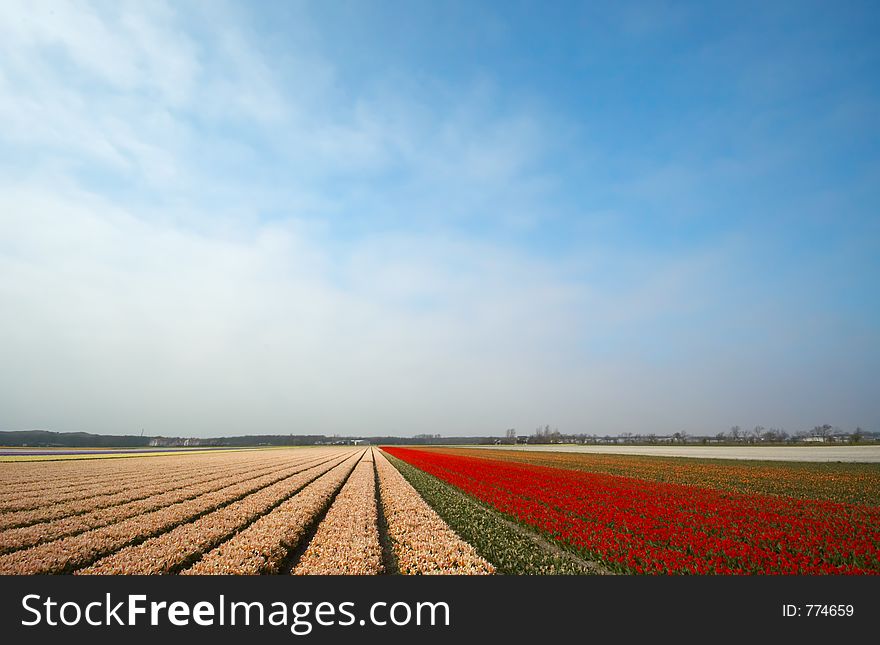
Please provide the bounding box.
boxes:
[0,0,878,438]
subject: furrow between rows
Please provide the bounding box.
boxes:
[0,449,351,574]
[0,452,264,495]
[0,451,294,512]
[181,451,364,575]
[0,453,332,553]
[292,450,382,575]
[374,449,494,575]
[0,454,324,531]
[78,450,360,575]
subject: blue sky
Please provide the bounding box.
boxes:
[0,0,877,436]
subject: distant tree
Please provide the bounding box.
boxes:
[715,431,727,442]
[764,428,788,443]
[505,428,517,444]
[752,426,765,443]
[730,426,741,442]
[852,427,864,444]
[533,425,553,444]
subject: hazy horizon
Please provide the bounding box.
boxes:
[1,1,878,438]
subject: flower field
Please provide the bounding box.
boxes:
[415,447,880,505]
[374,449,493,575]
[2,444,876,575]
[383,447,880,575]
[292,453,383,575]
[0,446,492,575]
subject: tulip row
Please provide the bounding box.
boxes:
[384,448,880,575]
[374,449,493,575]
[422,448,880,505]
[382,451,604,575]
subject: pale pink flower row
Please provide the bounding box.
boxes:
[0,449,352,574]
[375,449,494,575]
[293,454,383,575]
[0,458,148,490]
[182,451,364,575]
[80,451,359,575]
[0,453,331,554]
[0,450,266,495]
[0,451,282,513]
[0,454,312,530]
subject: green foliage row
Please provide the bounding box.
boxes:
[384,452,595,575]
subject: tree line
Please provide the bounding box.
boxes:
[498,424,874,445]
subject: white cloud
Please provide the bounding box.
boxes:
[0,179,595,435]
[3,1,872,437]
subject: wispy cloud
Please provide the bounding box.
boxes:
[1,1,877,436]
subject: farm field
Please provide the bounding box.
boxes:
[465,444,880,463]
[0,446,265,462]
[0,446,491,575]
[1,444,877,575]
[418,447,880,505]
[384,447,880,575]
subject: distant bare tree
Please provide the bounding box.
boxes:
[752,426,765,443]
[730,426,741,442]
[505,428,517,444]
[764,427,787,443]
